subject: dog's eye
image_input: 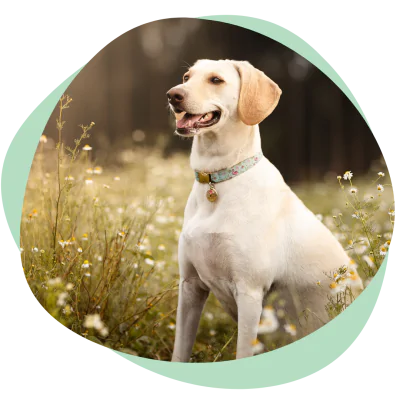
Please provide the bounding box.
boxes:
[210,77,223,84]
[183,75,189,82]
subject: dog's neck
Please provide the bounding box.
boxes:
[190,123,262,172]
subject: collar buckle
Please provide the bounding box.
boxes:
[197,172,211,184]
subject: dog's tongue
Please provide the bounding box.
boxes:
[176,112,213,129]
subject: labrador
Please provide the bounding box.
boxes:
[166,59,361,361]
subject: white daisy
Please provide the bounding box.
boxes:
[251,339,264,354]
[144,258,155,266]
[57,292,68,307]
[362,254,375,268]
[205,312,214,321]
[284,323,297,336]
[343,171,353,180]
[349,187,358,194]
[258,307,279,334]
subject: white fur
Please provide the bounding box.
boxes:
[169,60,355,362]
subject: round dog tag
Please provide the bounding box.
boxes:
[206,184,218,202]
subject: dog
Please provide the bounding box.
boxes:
[166,59,362,361]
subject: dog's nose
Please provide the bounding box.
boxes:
[167,88,185,106]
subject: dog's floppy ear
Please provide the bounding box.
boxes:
[233,61,282,126]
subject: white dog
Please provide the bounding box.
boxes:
[167,59,360,362]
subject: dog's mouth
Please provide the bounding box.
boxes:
[175,110,221,135]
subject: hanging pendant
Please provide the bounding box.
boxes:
[206,183,218,202]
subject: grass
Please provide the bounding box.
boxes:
[20,96,394,361]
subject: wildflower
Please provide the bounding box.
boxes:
[384,240,391,248]
[32,247,39,253]
[210,329,216,336]
[32,209,38,217]
[118,230,126,238]
[168,322,176,330]
[20,247,24,253]
[65,175,75,181]
[82,233,88,241]
[377,172,385,177]
[103,184,110,189]
[97,256,102,261]
[99,327,109,337]
[315,214,323,221]
[284,323,297,336]
[379,246,387,256]
[156,215,168,224]
[77,247,83,253]
[58,240,66,248]
[82,144,92,151]
[352,212,360,219]
[82,260,90,268]
[205,312,214,321]
[94,166,103,175]
[388,209,395,217]
[377,184,384,192]
[84,272,91,277]
[48,277,62,286]
[117,207,124,214]
[251,339,264,354]
[66,283,74,291]
[39,134,47,143]
[337,176,342,180]
[83,314,104,330]
[349,187,358,194]
[258,306,279,334]
[57,292,68,307]
[86,168,93,174]
[157,244,166,251]
[363,255,375,268]
[316,281,321,286]
[85,178,93,185]
[144,258,155,266]
[343,171,353,180]
[114,176,121,181]
[329,281,345,295]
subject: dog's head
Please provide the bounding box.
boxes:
[167,59,282,137]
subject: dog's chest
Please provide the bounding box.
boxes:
[180,179,277,291]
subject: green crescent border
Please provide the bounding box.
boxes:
[1,15,388,389]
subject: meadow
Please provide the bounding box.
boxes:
[20,95,394,361]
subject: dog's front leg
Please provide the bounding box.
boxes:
[236,290,263,359]
[172,278,209,362]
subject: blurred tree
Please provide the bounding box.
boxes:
[42,18,381,183]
